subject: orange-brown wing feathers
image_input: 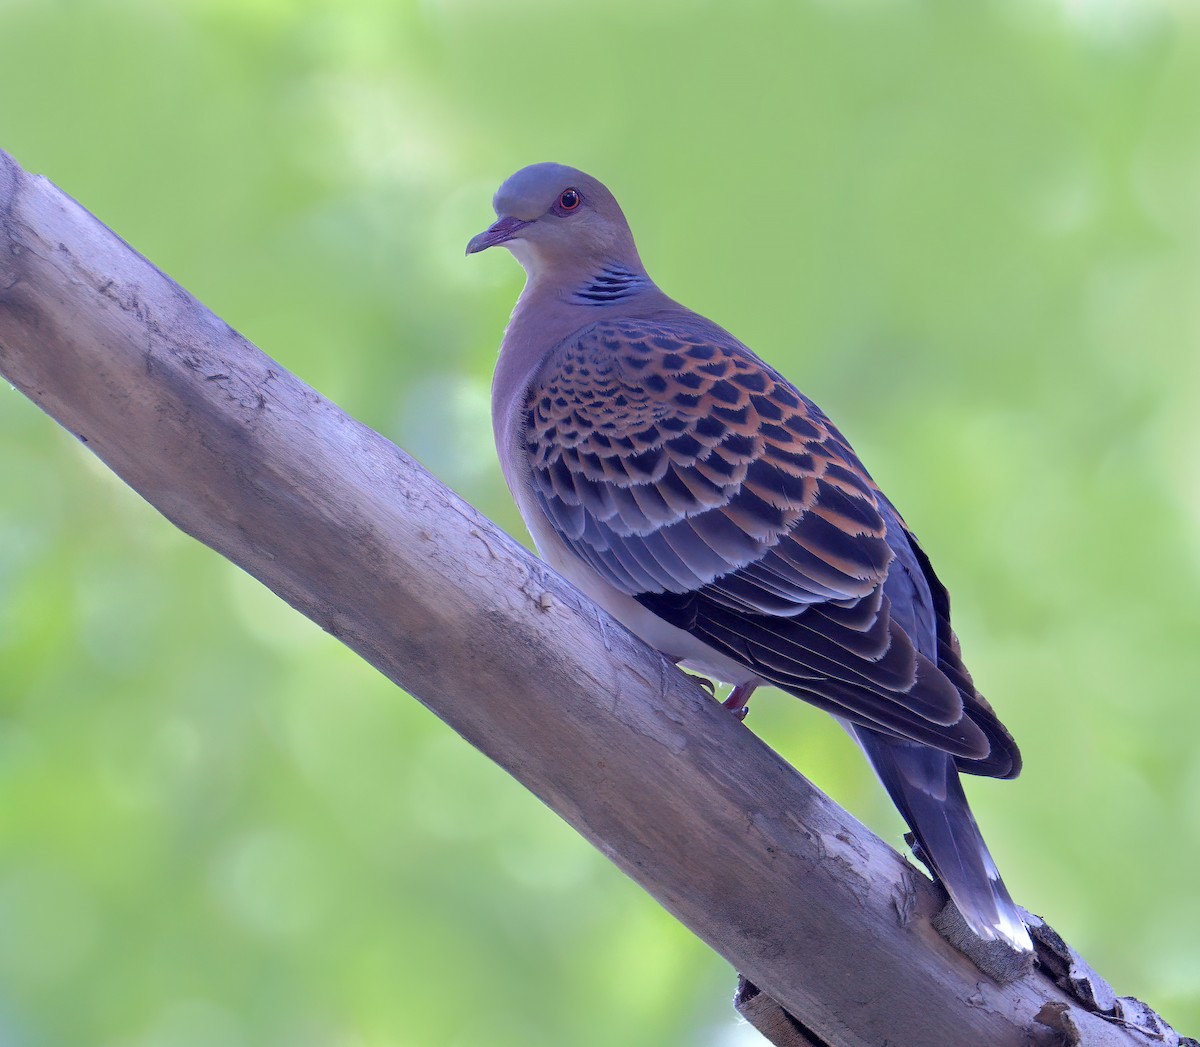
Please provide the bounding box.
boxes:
[527,317,888,598]
[524,315,1001,765]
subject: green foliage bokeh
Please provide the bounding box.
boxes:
[2,1,1199,1044]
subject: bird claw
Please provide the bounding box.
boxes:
[671,658,752,721]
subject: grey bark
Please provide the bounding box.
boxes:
[0,147,1190,1047]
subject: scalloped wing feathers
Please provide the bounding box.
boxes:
[523,315,1019,777]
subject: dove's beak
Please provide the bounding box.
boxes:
[466,216,530,256]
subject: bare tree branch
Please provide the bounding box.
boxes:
[0,147,1189,1047]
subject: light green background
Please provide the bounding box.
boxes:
[2,1,1198,1044]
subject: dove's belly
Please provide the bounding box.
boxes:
[555,546,763,687]
[525,504,763,689]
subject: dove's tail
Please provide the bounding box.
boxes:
[851,726,1031,953]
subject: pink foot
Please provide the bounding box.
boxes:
[722,683,757,722]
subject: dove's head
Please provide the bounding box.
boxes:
[466,163,642,280]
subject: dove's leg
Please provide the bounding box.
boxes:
[721,683,757,721]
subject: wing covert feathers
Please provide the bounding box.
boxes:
[524,315,1017,775]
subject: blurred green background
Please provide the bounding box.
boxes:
[2,0,1198,1043]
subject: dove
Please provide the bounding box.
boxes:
[468,162,1031,953]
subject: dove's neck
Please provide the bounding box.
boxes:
[566,263,651,305]
[490,259,668,491]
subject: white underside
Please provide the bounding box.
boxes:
[548,540,763,686]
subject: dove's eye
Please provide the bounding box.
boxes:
[558,189,581,212]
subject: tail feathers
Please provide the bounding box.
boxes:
[851,726,1032,953]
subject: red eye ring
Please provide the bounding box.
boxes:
[558,188,581,212]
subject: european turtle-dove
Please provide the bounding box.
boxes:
[468,162,1031,953]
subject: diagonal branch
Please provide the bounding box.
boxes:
[0,147,1186,1047]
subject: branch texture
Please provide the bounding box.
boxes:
[0,148,1186,1047]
